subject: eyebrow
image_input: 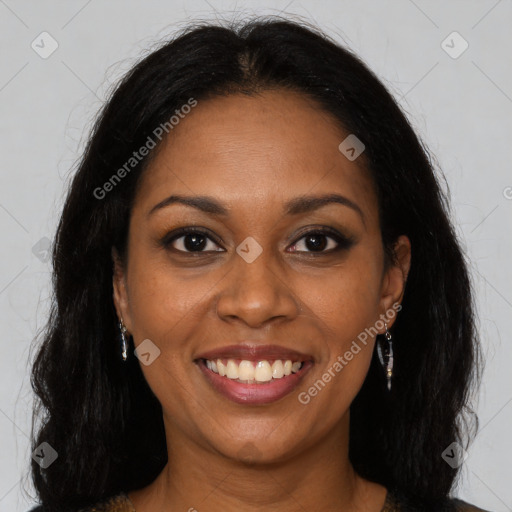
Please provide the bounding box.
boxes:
[148,193,365,223]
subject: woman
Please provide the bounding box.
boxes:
[28,16,490,512]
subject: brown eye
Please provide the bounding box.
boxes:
[288,229,355,254]
[162,228,224,253]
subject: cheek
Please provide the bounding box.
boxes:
[126,259,214,342]
[295,266,381,421]
[299,253,383,344]
[124,258,213,412]
[295,248,383,407]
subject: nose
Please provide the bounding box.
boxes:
[214,244,301,329]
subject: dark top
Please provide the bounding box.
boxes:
[28,487,493,511]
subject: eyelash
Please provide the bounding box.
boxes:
[160,226,355,255]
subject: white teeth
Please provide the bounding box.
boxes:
[254,361,273,382]
[238,360,255,380]
[226,360,239,379]
[271,360,284,379]
[217,359,226,376]
[205,358,304,382]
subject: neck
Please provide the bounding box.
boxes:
[129,411,386,511]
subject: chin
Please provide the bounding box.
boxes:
[210,435,301,466]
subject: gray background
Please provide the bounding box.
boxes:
[0,1,511,511]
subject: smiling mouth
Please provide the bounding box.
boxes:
[199,358,305,384]
[195,357,314,405]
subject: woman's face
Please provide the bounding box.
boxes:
[113,89,410,463]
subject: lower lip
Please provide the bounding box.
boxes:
[196,359,313,405]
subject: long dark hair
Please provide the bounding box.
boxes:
[27,16,482,511]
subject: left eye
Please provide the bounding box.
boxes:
[288,230,345,253]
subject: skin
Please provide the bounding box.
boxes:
[113,89,411,512]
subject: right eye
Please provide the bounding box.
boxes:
[161,228,224,253]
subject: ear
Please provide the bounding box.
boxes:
[112,247,132,333]
[378,235,411,330]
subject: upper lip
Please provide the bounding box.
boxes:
[195,343,314,362]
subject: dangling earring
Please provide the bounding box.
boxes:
[119,319,128,362]
[376,322,394,391]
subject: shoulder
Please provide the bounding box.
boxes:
[26,493,135,512]
[79,493,135,512]
[77,493,135,512]
[450,497,493,511]
[386,488,493,512]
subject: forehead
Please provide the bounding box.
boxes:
[133,90,378,224]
